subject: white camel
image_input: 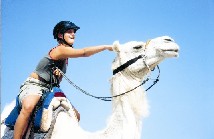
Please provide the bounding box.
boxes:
[1,36,179,139]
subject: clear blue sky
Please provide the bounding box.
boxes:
[1,0,214,139]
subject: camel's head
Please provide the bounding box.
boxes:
[112,36,179,78]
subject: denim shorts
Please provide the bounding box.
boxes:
[18,77,50,105]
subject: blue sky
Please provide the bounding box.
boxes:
[1,0,214,139]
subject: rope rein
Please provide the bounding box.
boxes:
[56,65,160,101]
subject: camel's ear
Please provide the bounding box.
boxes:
[113,41,120,52]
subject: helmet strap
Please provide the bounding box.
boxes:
[62,33,73,47]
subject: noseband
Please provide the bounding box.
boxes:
[113,55,145,75]
[113,40,151,75]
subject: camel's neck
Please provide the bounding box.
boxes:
[86,74,149,139]
[111,73,149,118]
[111,73,142,97]
[91,73,148,139]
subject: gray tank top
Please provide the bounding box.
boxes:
[34,54,67,82]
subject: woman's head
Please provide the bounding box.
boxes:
[53,21,80,46]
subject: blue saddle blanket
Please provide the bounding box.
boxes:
[4,87,66,130]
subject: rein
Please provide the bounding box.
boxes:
[56,65,160,102]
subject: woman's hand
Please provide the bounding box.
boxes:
[53,69,61,76]
[53,69,63,82]
[105,45,113,51]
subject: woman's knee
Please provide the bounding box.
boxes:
[21,95,41,113]
[21,103,36,114]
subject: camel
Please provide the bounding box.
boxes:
[1,36,179,139]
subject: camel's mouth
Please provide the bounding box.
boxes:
[164,49,179,52]
[161,48,179,57]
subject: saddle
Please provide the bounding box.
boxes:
[4,87,78,132]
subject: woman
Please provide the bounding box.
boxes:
[14,21,113,139]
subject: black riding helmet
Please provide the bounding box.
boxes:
[53,21,80,46]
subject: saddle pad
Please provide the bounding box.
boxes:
[4,96,21,127]
[39,87,78,132]
[4,87,77,132]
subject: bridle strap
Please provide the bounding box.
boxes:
[113,40,151,75]
[113,55,145,75]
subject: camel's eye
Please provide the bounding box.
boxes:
[133,45,142,49]
[164,38,173,42]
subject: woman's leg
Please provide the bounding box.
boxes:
[14,95,41,139]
